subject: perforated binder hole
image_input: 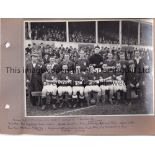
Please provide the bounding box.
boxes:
[5,104,10,110]
[5,42,11,48]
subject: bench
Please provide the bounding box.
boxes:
[31,91,42,106]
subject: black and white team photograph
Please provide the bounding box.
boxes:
[25,19,153,116]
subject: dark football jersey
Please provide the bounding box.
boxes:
[72,73,86,86]
[57,72,72,86]
[104,60,116,69]
[102,60,116,77]
[98,71,113,85]
[42,72,57,85]
[85,72,100,85]
[114,60,127,80]
[74,59,88,72]
[60,60,74,71]
[98,71,113,79]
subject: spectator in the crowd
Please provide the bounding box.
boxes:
[69,31,95,43]
[43,53,50,65]
[26,24,66,42]
[98,31,119,44]
[25,44,32,55]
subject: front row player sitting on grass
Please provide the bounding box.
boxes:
[41,64,58,110]
[84,65,102,106]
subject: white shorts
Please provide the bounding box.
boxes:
[100,84,113,92]
[112,80,127,92]
[72,86,84,96]
[84,85,101,95]
[42,84,57,97]
[57,86,72,95]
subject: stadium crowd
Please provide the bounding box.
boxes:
[25,26,140,45]
[25,24,66,42]
[69,31,95,43]
[25,43,152,111]
[25,21,152,46]
[98,31,119,44]
[122,37,138,45]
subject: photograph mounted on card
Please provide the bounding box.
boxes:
[0,18,155,135]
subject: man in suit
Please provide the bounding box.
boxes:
[26,52,46,106]
[134,50,144,73]
[126,60,144,104]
